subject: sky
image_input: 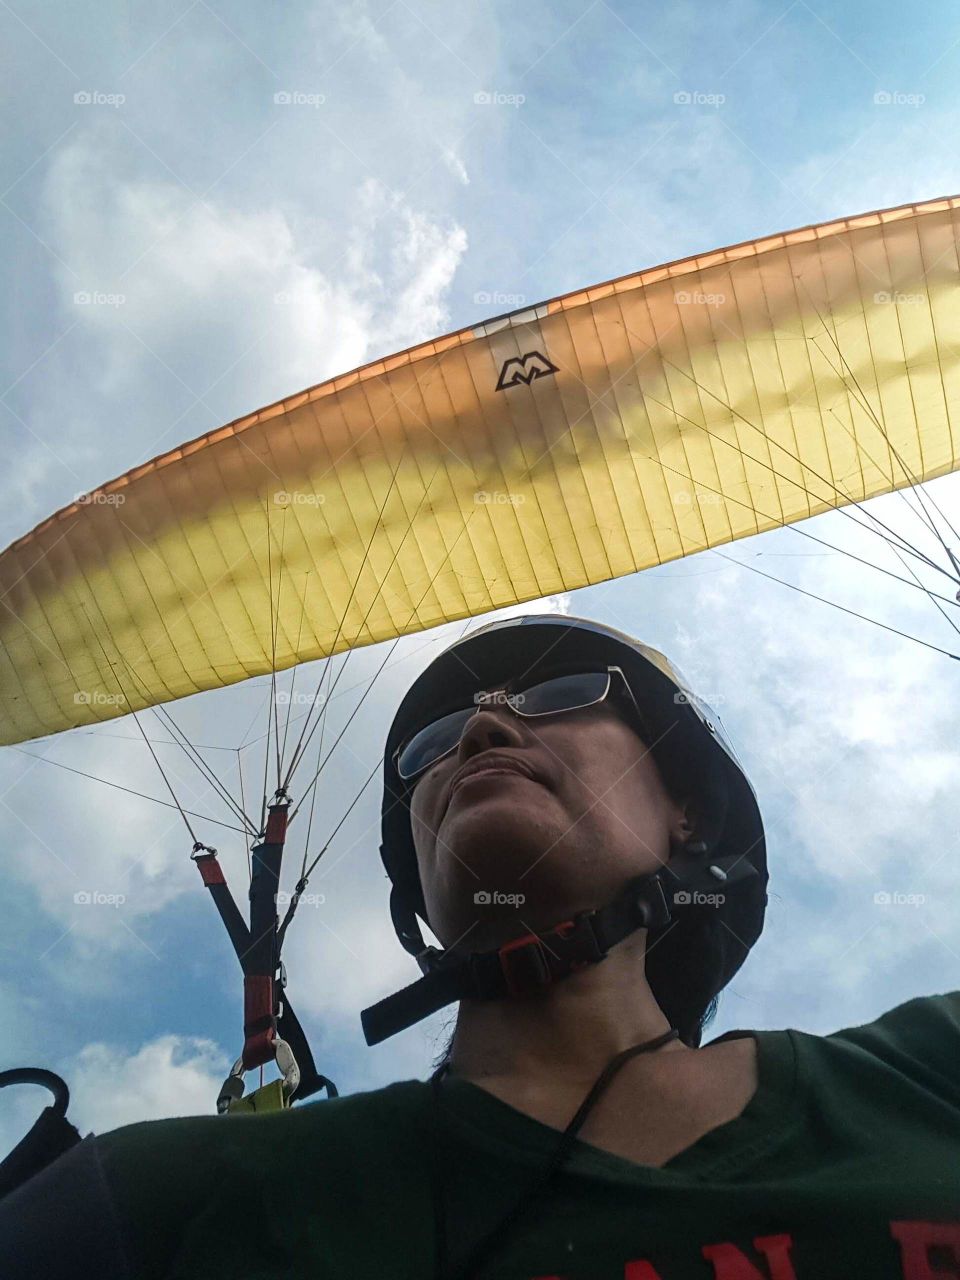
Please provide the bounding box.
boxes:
[3,0,960,1149]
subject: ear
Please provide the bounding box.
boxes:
[669,795,699,847]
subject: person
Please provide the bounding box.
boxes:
[2,613,958,1279]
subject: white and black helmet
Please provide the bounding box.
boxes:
[373,614,768,1046]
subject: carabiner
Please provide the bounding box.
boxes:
[216,1036,301,1114]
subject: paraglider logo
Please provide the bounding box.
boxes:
[495,351,559,391]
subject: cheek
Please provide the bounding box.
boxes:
[408,768,445,853]
[555,717,636,786]
[409,788,432,853]
[554,720,666,821]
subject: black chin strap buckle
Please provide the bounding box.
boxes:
[496,931,556,996]
[416,945,445,976]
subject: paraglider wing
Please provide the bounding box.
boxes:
[2,194,959,745]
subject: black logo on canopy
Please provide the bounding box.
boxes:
[495,351,559,391]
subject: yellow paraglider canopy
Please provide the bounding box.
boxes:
[2,193,960,745]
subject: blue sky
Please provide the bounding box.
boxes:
[3,0,960,1145]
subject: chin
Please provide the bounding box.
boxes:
[437,813,598,936]
[440,798,557,879]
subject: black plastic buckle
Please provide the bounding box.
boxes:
[497,932,556,996]
[556,913,605,966]
[416,945,445,976]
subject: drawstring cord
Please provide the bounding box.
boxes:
[430,1027,680,1280]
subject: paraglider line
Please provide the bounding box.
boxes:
[712,550,960,661]
[10,748,252,835]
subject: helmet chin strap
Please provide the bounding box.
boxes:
[360,843,758,1046]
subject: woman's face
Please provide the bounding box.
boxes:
[408,690,693,952]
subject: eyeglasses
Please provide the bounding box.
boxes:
[394,665,645,782]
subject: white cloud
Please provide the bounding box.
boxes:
[441,148,470,186]
[67,1035,229,1133]
[1,120,469,539]
[0,1029,228,1158]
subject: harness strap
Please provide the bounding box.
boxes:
[362,870,669,1045]
[362,851,757,1046]
[192,833,336,1102]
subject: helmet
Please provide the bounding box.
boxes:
[375,614,768,1045]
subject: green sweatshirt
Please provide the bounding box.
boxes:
[3,992,959,1278]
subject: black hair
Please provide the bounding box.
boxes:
[643,913,726,1047]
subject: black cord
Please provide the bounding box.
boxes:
[430,1064,451,1280]
[431,1028,680,1280]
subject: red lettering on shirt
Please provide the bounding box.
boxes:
[890,1220,960,1278]
[701,1234,797,1279]
[624,1262,666,1278]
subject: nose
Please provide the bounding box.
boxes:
[455,700,526,762]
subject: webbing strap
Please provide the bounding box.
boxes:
[362,873,669,1045]
[363,854,758,1046]
[194,855,250,959]
[192,834,335,1102]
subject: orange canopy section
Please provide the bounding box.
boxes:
[3,194,960,745]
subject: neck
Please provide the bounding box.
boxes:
[448,931,692,1088]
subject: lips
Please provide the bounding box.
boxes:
[448,752,542,797]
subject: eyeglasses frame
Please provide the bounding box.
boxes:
[393,663,650,784]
